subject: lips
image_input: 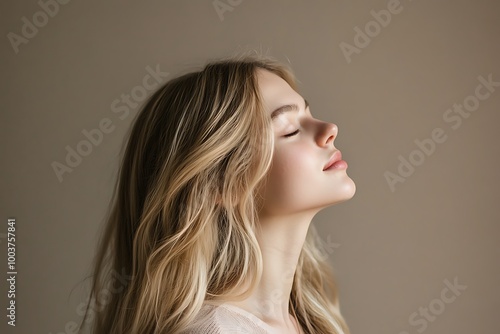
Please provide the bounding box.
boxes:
[323,150,342,170]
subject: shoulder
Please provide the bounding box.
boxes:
[180,303,271,334]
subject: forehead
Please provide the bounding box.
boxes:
[256,68,301,112]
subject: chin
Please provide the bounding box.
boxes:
[343,178,356,199]
[328,179,357,206]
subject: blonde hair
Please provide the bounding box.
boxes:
[78,54,350,334]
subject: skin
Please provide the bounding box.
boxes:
[225,68,356,333]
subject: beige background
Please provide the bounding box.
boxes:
[1,0,499,333]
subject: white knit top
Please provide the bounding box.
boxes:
[180,303,275,333]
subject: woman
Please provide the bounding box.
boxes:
[78,54,356,334]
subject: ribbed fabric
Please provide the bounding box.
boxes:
[180,303,273,334]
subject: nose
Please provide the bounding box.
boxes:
[317,122,338,147]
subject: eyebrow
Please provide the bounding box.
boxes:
[270,98,309,120]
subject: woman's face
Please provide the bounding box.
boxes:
[256,68,356,216]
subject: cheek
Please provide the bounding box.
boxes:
[260,145,316,212]
[272,146,313,179]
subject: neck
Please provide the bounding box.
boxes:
[230,210,317,328]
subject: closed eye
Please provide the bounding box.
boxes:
[284,129,299,137]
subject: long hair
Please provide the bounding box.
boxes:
[77,54,351,334]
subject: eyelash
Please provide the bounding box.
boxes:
[284,129,299,137]
[282,106,312,138]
